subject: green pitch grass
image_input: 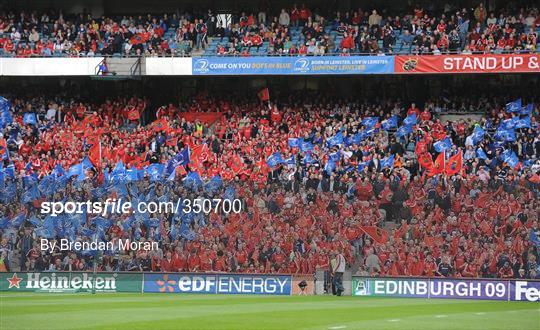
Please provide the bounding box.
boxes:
[0,293,538,330]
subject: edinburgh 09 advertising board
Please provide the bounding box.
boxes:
[192,56,394,75]
[1,272,142,293]
[352,277,540,302]
[394,53,540,74]
[144,273,292,295]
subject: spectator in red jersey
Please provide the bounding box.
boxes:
[407,103,421,117]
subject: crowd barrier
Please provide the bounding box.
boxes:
[2,272,538,301]
[1,54,537,76]
[352,276,540,302]
[0,272,315,295]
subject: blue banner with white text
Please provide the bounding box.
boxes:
[192,56,394,75]
[144,273,292,295]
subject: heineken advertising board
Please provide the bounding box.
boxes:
[1,272,142,293]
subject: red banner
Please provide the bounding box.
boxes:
[179,112,223,124]
[395,54,540,74]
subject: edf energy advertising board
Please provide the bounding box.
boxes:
[144,273,292,295]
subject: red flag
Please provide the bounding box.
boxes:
[427,151,445,177]
[88,141,101,167]
[127,108,140,120]
[176,165,187,177]
[257,88,270,102]
[229,154,244,174]
[445,150,462,176]
[152,118,169,132]
[256,157,270,175]
[360,226,389,244]
[0,138,6,157]
[191,144,210,162]
[424,236,444,247]
[417,152,433,170]
[393,223,409,240]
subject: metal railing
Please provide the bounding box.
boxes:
[3,49,539,59]
[130,56,142,76]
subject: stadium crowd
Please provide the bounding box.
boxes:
[0,90,539,280]
[0,3,538,57]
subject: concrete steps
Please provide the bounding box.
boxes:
[103,57,145,77]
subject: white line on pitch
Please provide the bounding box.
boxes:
[435,315,448,318]
[475,312,486,315]
[388,319,401,322]
[328,326,346,329]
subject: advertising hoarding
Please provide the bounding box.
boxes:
[352,277,540,302]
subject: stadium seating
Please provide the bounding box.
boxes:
[0,93,538,279]
[0,5,539,57]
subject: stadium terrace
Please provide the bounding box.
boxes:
[0,3,538,57]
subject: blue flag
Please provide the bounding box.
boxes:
[183,172,203,190]
[501,150,519,168]
[125,168,143,181]
[469,125,485,145]
[348,132,364,145]
[500,117,519,130]
[520,103,533,115]
[0,96,12,129]
[395,125,413,137]
[283,155,296,166]
[204,175,223,194]
[28,216,42,227]
[505,99,522,113]
[10,213,26,229]
[530,229,540,248]
[357,160,371,172]
[267,152,284,167]
[223,185,236,201]
[326,131,344,147]
[515,116,531,129]
[0,218,9,229]
[67,158,94,179]
[52,164,66,177]
[23,113,38,126]
[381,115,398,131]
[22,184,40,203]
[165,148,190,176]
[361,117,379,129]
[303,153,316,165]
[110,161,128,182]
[403,113,417,126]
[476,148,488,160]
[112,161,126,175]
[146,164,165,181]
[434,137,452,153]
[494,128,516,142]
[166,169,177,182]
[3,164,15,179]
[380,155,395,170]
[299,140,314,152]
[288,138,300,148]
[324,160,336,175]
[329,151,341,163]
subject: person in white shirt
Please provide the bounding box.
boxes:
[331,250,346,296]
[279,9,290,26]
[46,103,57,121]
